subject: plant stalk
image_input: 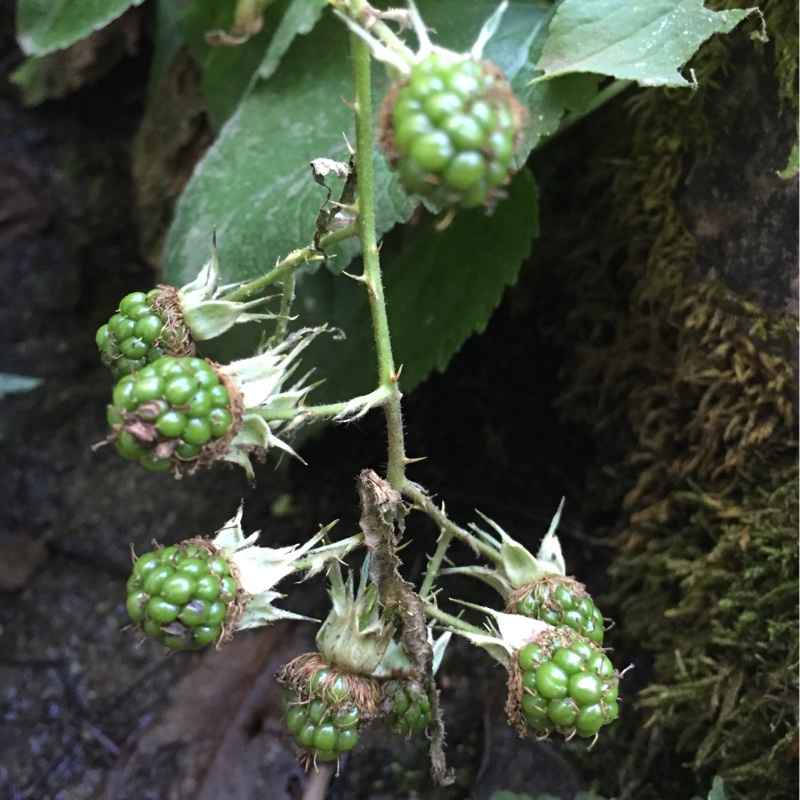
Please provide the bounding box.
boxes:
[402,483,498,562]
[418,526,454,601]
[423,601,491,639]
[224,223,358,303]
[268,269,296,348]
[252,386,391,421]
[350,32,407,490]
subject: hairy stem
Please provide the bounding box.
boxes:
[268,269,296,348]
[402,482,498,562]
[423,601,490,639]
[418,525,455,601]
[224,223,358,303]
[350,32,407,490]
[251,386,391,421]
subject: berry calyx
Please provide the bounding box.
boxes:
[383,677,432,737]
[506,627,620,742]
[379,50,524,210]
[107,356,242,474]
[126,539,242,650]
[96,287,195,379]
[507,575,606,645]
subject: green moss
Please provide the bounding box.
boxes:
[635,468,798,797]
[529,2,798,798]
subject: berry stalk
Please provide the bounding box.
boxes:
[402,482,499,562]
[223,222,358,303]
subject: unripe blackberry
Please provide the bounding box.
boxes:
[107,356,241,473]
[379,50,524,210]
[508,575,606,645]
[506,627,620,741]
[383,678,431,737]
[126,540,241,650]
[96,288,195,379]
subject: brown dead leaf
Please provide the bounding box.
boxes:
[357,470,452,786]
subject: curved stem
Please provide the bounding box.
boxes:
[401,483,498,562]
[268,269,296,348]
[224,223,358,303]
[350,32,407,490]
[418,525,454,601]
[251,386,390,421]
[423,601,490,639]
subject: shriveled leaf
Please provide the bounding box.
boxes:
[536,0,760,87]
[16,0,146,57]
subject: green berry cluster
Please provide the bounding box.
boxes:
[107,356,235,472]
[513,576,605,645]
[126,542,238,650]
[96,290,191,379]
[281,662,362,763]
[383,678,431,737]
[515,631,619,740]
[382,50,520,209]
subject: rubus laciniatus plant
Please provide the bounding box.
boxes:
[27,0,758,790]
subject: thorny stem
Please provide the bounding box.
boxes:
[251,386,391,421]
[402,483,499,562]
[268,269,296,348]
[418,525,454,601]
[332,1,416,75]
[350,31,408,490]
[224,223,358,303]
[423,601,492,639]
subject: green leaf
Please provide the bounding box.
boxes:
[0,374,43,399]
[384,169,538,391]
[257,0,328,82]
[165,8,415,288]
[294,169,538,401]
[489,793,533,800]
[536,0,760,87]
[707,776,728,800]
[179,0,286,130]
[147,0,184,101]
[9,57,53,106]
[777,141,799,180]
[165,1,552,287]
[16,0,146,57]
